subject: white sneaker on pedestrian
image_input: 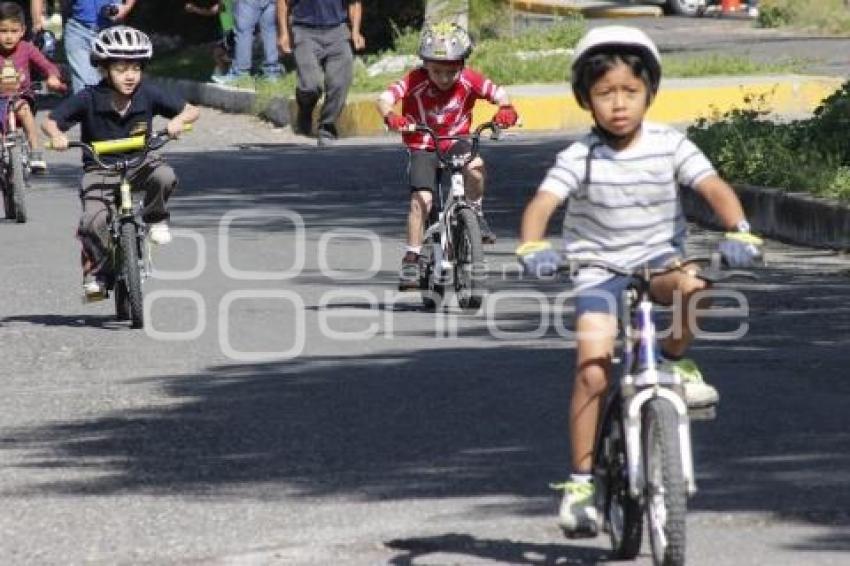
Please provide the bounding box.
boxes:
[554,480,598,537]
[149,221,172,245]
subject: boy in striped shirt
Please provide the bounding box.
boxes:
[516,26,763,535]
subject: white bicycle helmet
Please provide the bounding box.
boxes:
[419,21,473,62]
[90,26,153,65]
[571,26,662,108]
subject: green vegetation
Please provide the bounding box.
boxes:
[151,21,800,94]
[758,0,850,34]
[688,82,850,201]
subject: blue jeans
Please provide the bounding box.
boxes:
[64,19,101,93]
[233,0,281,76]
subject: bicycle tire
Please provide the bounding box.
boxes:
[119,221,144,328]
[420,237,444,310]
[643,397,687,566]
[453,207,485,310]
[602,412,643,559]
[114,276,130,321]
[9,139,26,223]
[2,178,13,219]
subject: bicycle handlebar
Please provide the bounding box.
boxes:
[561,253,761,284]
[46,124,192,170]
[399,121,501,169]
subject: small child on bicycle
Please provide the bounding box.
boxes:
[0,1,64,173]
[42,26,199,300]
[516,27,763,535]
[376,21,519,290]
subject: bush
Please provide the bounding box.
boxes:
[688,83,850,201]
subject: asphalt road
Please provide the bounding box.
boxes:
[1,110,849,565]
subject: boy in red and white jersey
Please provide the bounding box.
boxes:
[376,21,519,290]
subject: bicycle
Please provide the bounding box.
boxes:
[0,90,32,223]
[47,127,187,329]
[403,121,500,310]
[561,253,755,566]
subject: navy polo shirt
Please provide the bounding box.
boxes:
[49,79,186,167]
[290,0,349,27]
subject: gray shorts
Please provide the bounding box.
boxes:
[408,150,440,193]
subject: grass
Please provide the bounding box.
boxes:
[152,20,800,97]
[688,85,850,201]
[758,0,850,34]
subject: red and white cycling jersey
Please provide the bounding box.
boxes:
[380,66,505,151]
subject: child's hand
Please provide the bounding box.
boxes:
[48,134,69,151]
[166,118,186,139]
[493,104,519,128]
[516,241,560,278]
[46,75,66,93]
[384,112,410,132]
[718,232,763,268]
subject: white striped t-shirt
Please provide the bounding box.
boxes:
[539,122,716,284]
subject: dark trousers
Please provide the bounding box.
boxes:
[292,23,353,135]
[77,155,177,279]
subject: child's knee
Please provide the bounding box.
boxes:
[575,361,610,397]
[410,191,431,214]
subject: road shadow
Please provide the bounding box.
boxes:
[385,533,610,565]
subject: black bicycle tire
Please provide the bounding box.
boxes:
[2,178,13,219]
[119,222,144,328]
[420,236,444,311]
[10,140,26,223]
[643,397,687,566]
[114,275,130,321]
[453,207,484,310]
[603,411,643,559]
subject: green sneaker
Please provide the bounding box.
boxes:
[661,358,719,408]
[552,480,598,537]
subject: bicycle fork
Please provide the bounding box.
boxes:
[622,298,697,498]
[426,171,467,285]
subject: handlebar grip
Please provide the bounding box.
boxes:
[92,135,146,155]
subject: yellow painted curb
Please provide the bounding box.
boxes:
[336,76,844,137]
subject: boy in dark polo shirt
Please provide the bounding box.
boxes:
[42,26,199,300]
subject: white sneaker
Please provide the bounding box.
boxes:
[82,277,106,301]
[659,358,720,408]
[555,480,598,537]
[149,222,172,245]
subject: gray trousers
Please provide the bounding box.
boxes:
[292,23,353,133]
[77,155,177,279]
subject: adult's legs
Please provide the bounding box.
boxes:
[63,20,100,93]
[232,0,263,75]
[257,0,282,77]
[292,25,323,135]
[318,24,353,138]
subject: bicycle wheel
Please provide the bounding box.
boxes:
[2,178,13,219]
[114,275,130,321]
[602,412,643,559]
[9,139,26,223]
[420,238,444,310]
[453,207,485,310]
[119,221,144,328]
[643,397,687,566]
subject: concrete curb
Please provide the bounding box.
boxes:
[148,76,291,127]
[682,185,850,251]
[340,75,845,137]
